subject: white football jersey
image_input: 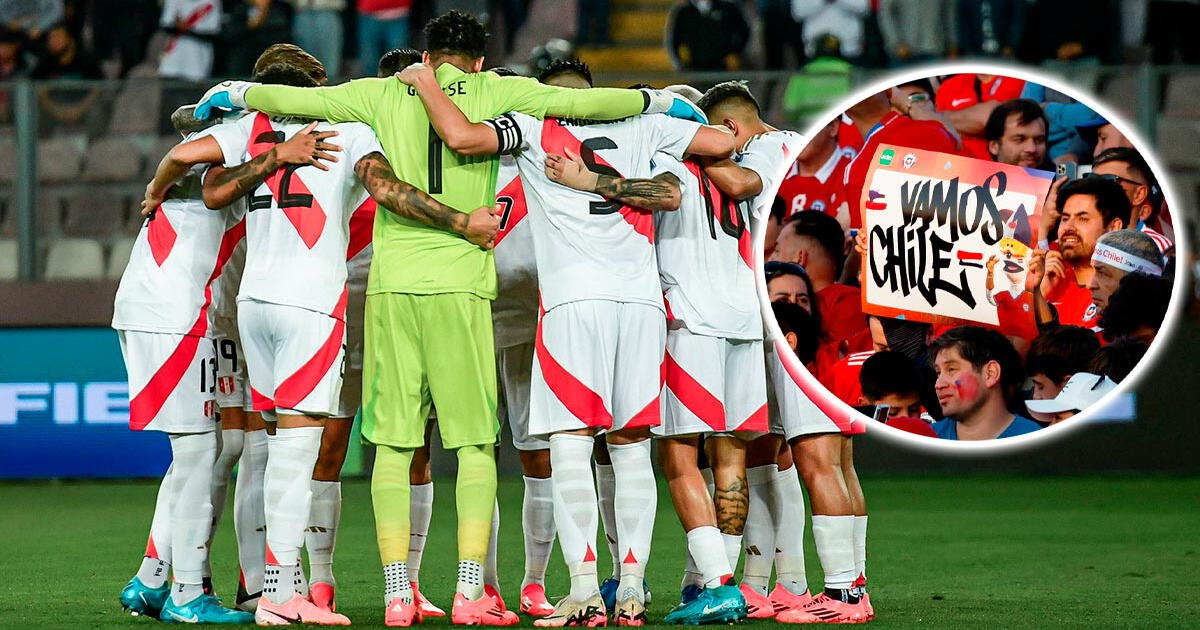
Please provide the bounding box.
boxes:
[503,112,701,312]
[157,0,220,80]
[346,197,376,327]
[210,205,248,322]
[738,130,807,232]
[654,153,762,340]
[492,155,538,348]
[113,132,244,336]
[207,112,383,319]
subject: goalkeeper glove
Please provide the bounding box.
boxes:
[641,89,708,124]
[194,81,259,120]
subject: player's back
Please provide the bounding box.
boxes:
[509,112,700,312]
[209,111,381,318]
[654,153,761,340]
[113,135,239,336]
[492,156,538,347]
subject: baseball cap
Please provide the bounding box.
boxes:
[1075,116,1109,146]
[1025,372,1117,414]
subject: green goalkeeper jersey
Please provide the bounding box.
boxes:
[244,64,647,298]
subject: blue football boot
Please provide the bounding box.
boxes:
[159,593,255,624]
[663,581,747,625]
[120,577,170,618]
[600,577,619,611]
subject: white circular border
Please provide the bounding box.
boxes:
[756,60,1191,456]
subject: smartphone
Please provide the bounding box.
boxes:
[1056,162,1078,181]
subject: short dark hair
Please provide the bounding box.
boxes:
[253,43,326,85]
[772,300,820,365]
[781,211,847,276]
[424,10,488,59]
[1088,336,1148,383]
[1093,147,1160,220]
[1099,272,1171,340]
[984,98,1048,144]
[252,62,321,88]
[859,351,922,401]
[538,58,592,86]
[895,78,934,96]
[377,48,422,77]
[488,66,518,77]
[1056,176,1131,229]
[698,80,760,116]
[1025,325,1102,386]
[929,326,1024,409]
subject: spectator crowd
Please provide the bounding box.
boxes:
[765,72,1176,440]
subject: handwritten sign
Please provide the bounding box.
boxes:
[861,145,1054,326]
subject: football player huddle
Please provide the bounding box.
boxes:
[113,10,871,628]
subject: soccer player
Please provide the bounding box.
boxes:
[172,46,499,626]
[189,12,703,625]
[775,117,854,228]
[544,80,757,624]
[398,57,735,625]
[115,108,320,625]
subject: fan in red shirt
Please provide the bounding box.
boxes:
[764,261,838,379]
[858,351,926,421]
[935,73,1026,160]
[769,212,872,361]
[776,117,855,227]
[841,91,960,230]
[1041,177,1130,329]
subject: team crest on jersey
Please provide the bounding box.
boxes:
[218,376,235,395]
[204,400,215,418]
[812,200,826,213]
[1083,303,1099,322]
[902,152,917,169]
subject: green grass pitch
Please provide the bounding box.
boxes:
[2,476,1198,629]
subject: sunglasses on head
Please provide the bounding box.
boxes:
[1086,172,1146,188]
[764,261,807,279]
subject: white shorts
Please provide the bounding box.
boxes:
[238,300,346,417]
[212,316,251,411]
[529,300,665,436]
[498,340,549,451]
[333,323,364,418]
[656,327,768,438]
[767,341,864,439]
[119,330,217,433]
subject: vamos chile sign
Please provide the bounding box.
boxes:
[861,144,1054,325]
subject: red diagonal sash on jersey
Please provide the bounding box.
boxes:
[131,218,245,430]
[147,205,178,266]
[247,113,327,249]
[535,302,613,427]
[163,1,215,54]
[684,160,755,269]
[494,174,528,246]
[347,197,376,260]
[664,351,725,431]
[273,287,348,410]
[732,404,768,432]
[625,358,665,428]
[540,118,654,243]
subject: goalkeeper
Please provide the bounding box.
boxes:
[192,9,705,627]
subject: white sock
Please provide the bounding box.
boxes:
[521,475,556,588]
[550,434,600,601]
[263,426,323,605]
[686,526,732,588]
[136,463,175,588]
[594,461,620,581]
[206,428,243,578]
[681,550,704,591]
[853,515,868,584]
[773,465,808,595]
[168,431,218,604]
[234,429,267,597]
[305,480,341,586]
[811,515,857,590]
[408,482,433,585]
[608,440,655,604]
[457,559,486,600]
[721,533,743,577]
[384,561,413,604]
[741,464,777,595]
[484,500,501,592]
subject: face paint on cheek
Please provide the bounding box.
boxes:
[954,375,980,402]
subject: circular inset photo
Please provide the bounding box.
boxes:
[758,63,1188,451]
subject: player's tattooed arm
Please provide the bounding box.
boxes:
[544,148,682,211]
[170,105,214,134]
[202,122,340,209]
[355,151,501,248]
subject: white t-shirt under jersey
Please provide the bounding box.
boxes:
[653,153,762,340]
[501,112,701,313]
[206,111,383,319]
[112,129,244,336]
[492,155,538,348]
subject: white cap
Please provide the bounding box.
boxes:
[1025,373,1117,414]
